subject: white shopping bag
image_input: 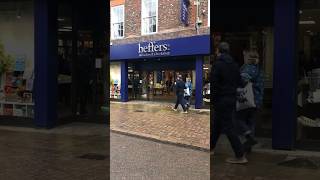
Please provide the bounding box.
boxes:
[236,82,256,111]
[184,88,190,97]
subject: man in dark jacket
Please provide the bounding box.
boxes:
[211,42,247,164]
[172,75,188,113]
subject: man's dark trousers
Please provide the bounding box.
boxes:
[175,93,186,111]
[211,97,244,158]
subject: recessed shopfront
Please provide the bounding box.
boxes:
[110,35,211,109]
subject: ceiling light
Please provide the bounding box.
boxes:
[57,18,65,21]
[63,26,72,29]
[58,29,72,32]
[299,20,316,25]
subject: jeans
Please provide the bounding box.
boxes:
[235,108,257,137]
[175,94,187,111]
[211,97,244,158]
[185,96,191,106]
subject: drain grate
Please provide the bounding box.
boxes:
[134,110,145,112]
[278,157,320,170]
[78,153,107,160]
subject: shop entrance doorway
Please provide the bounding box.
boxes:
[128,58,196,104]
[56,0,108,125]
[213,30,274,138]
[129,69,193,103]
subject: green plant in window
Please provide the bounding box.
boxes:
[0,41,14,74]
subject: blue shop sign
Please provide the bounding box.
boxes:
[180,0,190,26]
[110,35,210,60]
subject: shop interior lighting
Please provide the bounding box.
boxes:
[57,18,65,21]
[203,67,209,70]
[299,20,316,24]
[63,26,72,29]
[58,28,72,32]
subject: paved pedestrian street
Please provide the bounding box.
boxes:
[110,102,210,150]
[0,123,109,180]
[212,137,320,180]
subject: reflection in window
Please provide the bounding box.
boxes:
[111,5,124,39]
[141,0,158,35]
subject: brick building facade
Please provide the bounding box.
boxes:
[110,0,210,45]
[110,0,211,109]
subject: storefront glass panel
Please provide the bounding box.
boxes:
[213,28,274,138]
[297,2,320,150]
[0,0,35,120]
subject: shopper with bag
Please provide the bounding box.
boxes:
[211,42,247,164]
[172,75,188,113]
[236,57,264,153]
[184,78,192,108]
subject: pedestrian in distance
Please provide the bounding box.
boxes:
[184,78,192,109]
[211,42,248,164]
[172,75,188,113]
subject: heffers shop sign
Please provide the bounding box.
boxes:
[138,41,171,57]
[110,35,210,60]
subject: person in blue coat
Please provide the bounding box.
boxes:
[184,78,192,108]
[236,57,264,153]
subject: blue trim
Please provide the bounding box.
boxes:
[195,56,203,109]
[121,61,128,102]
[110,35,210,60]
[34,0,58,128]
[272,0,297,150]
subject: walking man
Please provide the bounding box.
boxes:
[172,75,188,113]
[211,42,248,164]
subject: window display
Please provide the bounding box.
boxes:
[297,7,320,143]
[0,43,34,118]
[110,62,121,100]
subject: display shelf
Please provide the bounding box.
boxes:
[0,101,34,118]
[0,101,34,106]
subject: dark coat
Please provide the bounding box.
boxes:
[211,53,241,104]
[175,79,186,95]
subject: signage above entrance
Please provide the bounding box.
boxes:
[110,35,210,61]
[180,0,190,26]
[138,41,171,57]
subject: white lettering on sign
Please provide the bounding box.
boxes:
[138,41,170,57]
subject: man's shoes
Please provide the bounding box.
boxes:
[182,111,188,114]
[172,108,178,112]
[226,157,248,164]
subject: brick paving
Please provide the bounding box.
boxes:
[110,102,210,150]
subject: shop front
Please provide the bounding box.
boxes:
[110,35,211,109]
[213,0,320,151]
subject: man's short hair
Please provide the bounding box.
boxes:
[218,42,230,53]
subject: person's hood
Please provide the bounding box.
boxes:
[217,53,233,64]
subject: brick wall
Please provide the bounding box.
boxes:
[110,0,125,7]
[111,0,210,45]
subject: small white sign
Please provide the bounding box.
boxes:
[95,58,102,68]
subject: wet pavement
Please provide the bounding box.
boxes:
[0,123,210,180]
[110,132,210,180]
[212,138,320,180]
[110,102,210,149]
[1,122,320,179]
[0,123,109,180]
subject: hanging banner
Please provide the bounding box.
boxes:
[180,0,190,26]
